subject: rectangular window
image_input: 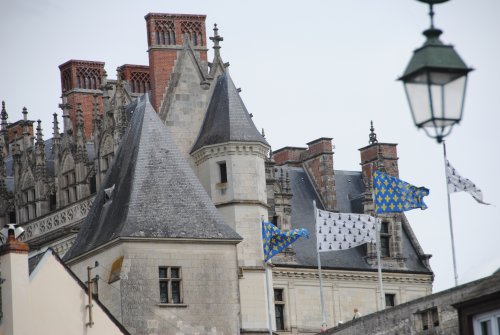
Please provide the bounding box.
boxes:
[385,293,396,307]
[274,288,285,331]
[159,267,182,304]
[8,211,16,224]
[419,307,439,330]
[218,162,227,183]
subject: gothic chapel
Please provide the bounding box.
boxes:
[0,13,433,335]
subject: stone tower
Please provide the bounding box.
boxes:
[191,72,272,332]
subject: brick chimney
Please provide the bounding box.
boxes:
[117,64,151,96]
[59,60,105,139]
[145,13,208,112]
[358,123,399,185]
[273,137,337,212]
[0,225,31,335]
[358,122,399,213]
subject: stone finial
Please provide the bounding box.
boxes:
[36,120,43,143]
[53,113,60,139]
[209,23,224,58]
[1,101,8,126]
[369,120,378,145]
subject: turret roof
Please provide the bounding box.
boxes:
[191,72,268,153]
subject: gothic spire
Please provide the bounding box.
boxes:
[52,113,61,156]
[369,120,378,145]
[22,107,31,150]
[1,101,8,131]
[36,120,43,144]
[92,93,101,142]
[59,96,73,135]
[75,103,87,163]
[210,23,224,59]
[34,120,46,178]
[52,113,60,140]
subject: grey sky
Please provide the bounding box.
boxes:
[1,0,499,293]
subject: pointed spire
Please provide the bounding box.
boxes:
[22,107,31,150]
[59,97,73,135]
[52,113,61,157]
[36,120,43,144]
[92,93,102,143]
[1,101,8,131]
[210,23,224,59]
[369,120,378,145]
[75,103,87,163]
[34,120,46,179]
[53,113,60,140]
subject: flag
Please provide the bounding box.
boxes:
[446,160,490,205]
[262,222,309,262]
[373,171,429,213]
[316,209,379,252]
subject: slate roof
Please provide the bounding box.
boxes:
[274,166,432,273]
[64,94,241,261]
[191,72,269,153]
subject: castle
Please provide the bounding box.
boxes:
[0,13,433,334]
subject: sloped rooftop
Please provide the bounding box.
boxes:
[65,95,241,261]
[191,72,268,153]
[274,166,432,273]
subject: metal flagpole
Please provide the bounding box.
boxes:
[374,216,385,310]
[443,140,459,286]
[261,218,274,335]
[371,174,385,310]
[313,200,327,330]
[264,261,274,335]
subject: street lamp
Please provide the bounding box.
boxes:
[399,0,473,143]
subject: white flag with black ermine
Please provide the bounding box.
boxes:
[316,209,380,252]
[446,160,490,205]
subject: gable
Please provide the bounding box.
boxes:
[29,251,129,334]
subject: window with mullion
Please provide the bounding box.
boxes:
[159,266,182,304]
[380,221,391,257]
[274,288,285,331]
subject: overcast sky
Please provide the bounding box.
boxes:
[1,0,499,293]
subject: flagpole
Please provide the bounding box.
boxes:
[371,179,385,311]
[374,216,385,310]
[265,261,274,335]
[261,218,274,335]
[313,200,327,330]
[443,141,459,287]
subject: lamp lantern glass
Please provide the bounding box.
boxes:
[399,0,473,143]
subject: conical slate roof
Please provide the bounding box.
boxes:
[65,95,241,261]
[191,72,269,153]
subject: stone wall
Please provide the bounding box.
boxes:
[323,272,500,335]
[272,267,432,334]
[70,240,240,335]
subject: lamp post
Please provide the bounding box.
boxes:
[399,0,473,143]
[400,0,474,287]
